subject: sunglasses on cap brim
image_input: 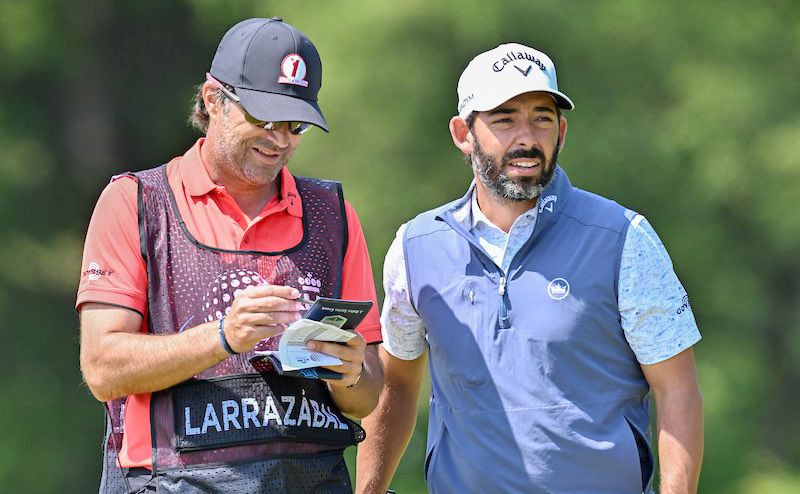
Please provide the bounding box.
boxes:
[205,73,312,135]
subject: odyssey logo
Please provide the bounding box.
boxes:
[677,295,692,314]
[83,261,114,281]
[548,278,570,300]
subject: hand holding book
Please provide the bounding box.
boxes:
[250,297,373,380]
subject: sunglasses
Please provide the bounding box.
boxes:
[205,73,312,135]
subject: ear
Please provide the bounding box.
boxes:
[557,115,568,153]
[202,82,224,118]
[449,116,474,156]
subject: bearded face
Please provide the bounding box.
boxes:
[209,104,297,187]
[471,135,560,202]
[464,92,564,203]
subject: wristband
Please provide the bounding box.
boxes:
[217,316,238,355]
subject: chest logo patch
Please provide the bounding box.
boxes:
[299,271,321,300]
[547,278,570,300]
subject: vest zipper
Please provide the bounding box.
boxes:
[498,275,511,329]
[437,211,511,331]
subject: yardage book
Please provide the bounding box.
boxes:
[251,298,373,380]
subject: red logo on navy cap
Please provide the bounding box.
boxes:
[278,53,309,87]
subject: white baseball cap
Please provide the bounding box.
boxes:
[457,43,574,119]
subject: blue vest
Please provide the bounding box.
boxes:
[404,167,654,494]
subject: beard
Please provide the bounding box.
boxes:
[210,114,294,187]
[472,137,559,202]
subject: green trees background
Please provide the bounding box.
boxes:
[1,1,798,492]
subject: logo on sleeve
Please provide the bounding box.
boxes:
[676,295,692,314]
[547,278,570,300]
[278,54,309,87]
[82,261,114,281]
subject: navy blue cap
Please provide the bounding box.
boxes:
[210,18,328,132]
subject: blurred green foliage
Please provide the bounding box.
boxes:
[1,1,798,492]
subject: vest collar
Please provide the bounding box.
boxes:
[440,165,573,234]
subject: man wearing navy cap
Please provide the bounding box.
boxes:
[357,43,703,493]
[78,18,383,493]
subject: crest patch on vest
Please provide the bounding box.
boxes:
[547,278,570,300]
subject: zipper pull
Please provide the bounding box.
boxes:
[498,276,506,296]
[469,288,475,304]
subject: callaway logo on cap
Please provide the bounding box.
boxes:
[210,17,329,132]
[457,43,575,119]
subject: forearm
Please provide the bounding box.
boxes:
[82,321,228,401]
[329,345,384,418]
[355,383,420,494]
[655,384,704,494]
[81,286,303,402]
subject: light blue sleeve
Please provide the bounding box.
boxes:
[618,215,701,364]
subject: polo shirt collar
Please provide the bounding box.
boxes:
[180,139,217,197]
[451,181,539,233]
[180,138,303,217]
[471,189,539,233]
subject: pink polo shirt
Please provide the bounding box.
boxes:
[77,138,381,467]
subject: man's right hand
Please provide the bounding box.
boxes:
[79,284,307,402]
[223,284,306,353]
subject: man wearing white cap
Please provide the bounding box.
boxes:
[356,43,703,493]
[78,18,383,493]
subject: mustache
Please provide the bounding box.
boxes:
[503,147,546,163]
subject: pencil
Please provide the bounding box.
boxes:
[294,296,315,306]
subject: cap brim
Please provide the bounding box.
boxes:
[550,91,575,111]
[236,88,329,132]
[464,89,575,119]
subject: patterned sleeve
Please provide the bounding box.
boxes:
[618,215,701,364]
[380,223,428,360]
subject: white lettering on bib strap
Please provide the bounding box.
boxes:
[184,394,351,436]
